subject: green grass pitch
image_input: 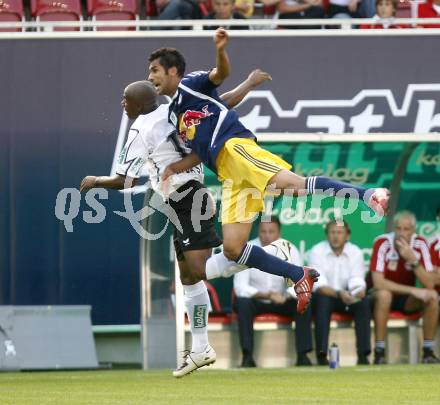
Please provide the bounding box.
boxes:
[1,366,440,405]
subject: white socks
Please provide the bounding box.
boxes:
[205,252,247,280]
[205,244,280,280]
[183,281,210,353]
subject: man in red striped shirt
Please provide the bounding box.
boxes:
[429,205,440,284]
[370,210,439,364]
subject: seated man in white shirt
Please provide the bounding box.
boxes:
[309,219,371,365]
[233,216,313,367]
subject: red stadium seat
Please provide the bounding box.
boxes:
[330,312,353,322]
[395,0,411,18]
[199,0,212,16]
[331,311,422,323]
[254,314,293,323]
[145,0,158,17]
[389,311,422,321]
[230,288,294,325]
[0,0,24,32]
[87,0,139,31]
[31,0,82,31]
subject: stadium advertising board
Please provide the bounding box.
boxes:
[0,34,439,322]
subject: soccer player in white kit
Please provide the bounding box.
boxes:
[80,73,294,377]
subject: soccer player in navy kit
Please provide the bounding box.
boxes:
[148,28,390,315]
[80,74,298,378]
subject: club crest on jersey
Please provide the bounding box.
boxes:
[178,105,213,141]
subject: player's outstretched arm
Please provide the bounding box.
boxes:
[209,28,230,86]
[80,175,137,193]
[162,152,202,181]
[220,69,272,108]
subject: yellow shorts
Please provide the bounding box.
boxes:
[216,138,292,224]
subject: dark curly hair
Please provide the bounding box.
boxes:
[148,48,186,77]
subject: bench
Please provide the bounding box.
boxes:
[329,311,422,364]
[190,310,423,365]
[91,310,423,367]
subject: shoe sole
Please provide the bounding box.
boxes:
[173,358,216,378]
[296,268,320,313]
[369,189,390,216]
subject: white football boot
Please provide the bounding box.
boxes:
[173,345,216,378]
[367,188,390,216]
[269,239,295,287]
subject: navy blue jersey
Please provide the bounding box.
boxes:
[168,71,255,173]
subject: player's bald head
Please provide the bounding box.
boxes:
[124,80,157,105]
[122,80,159,118]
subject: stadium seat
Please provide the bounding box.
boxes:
[30,0,82,31]
[395,0,411,17]
[254,2,277,18]
[330,311,422,323]
[230,288,294,325]
[87,0,139,31]
[0,0,24,32]
[254,314,293,323]
[145,0,158,18]
[199,0,212,16]
[389,311,421,321]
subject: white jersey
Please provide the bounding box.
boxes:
[115,104,204,198]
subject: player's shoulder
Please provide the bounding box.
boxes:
[413,234,430,248]
[147,103,169,120]
[181,70,210,85]
[130,115,145,132]
[185,70,210,79]
[137,105,170,129]
[156,103,170,114]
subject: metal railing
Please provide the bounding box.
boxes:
[1,17,440,33]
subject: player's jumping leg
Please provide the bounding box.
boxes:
[173,250,216,378]
[269,169,389,216]
[222,222,319,313]
[205,240,293,280]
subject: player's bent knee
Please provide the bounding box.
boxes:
[179,263,203,285]
[426,292,439,307]
[180,273,203,285]
[223,244,244,261]
[374,289,392,306]
[270,169,305,191]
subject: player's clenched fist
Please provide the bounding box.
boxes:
[80,176,97,193]
[213,27,229,50]
[247,69,272,87]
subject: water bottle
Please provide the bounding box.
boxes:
[329,343,339,369]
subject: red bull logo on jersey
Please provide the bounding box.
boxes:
[178,105,213,141]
